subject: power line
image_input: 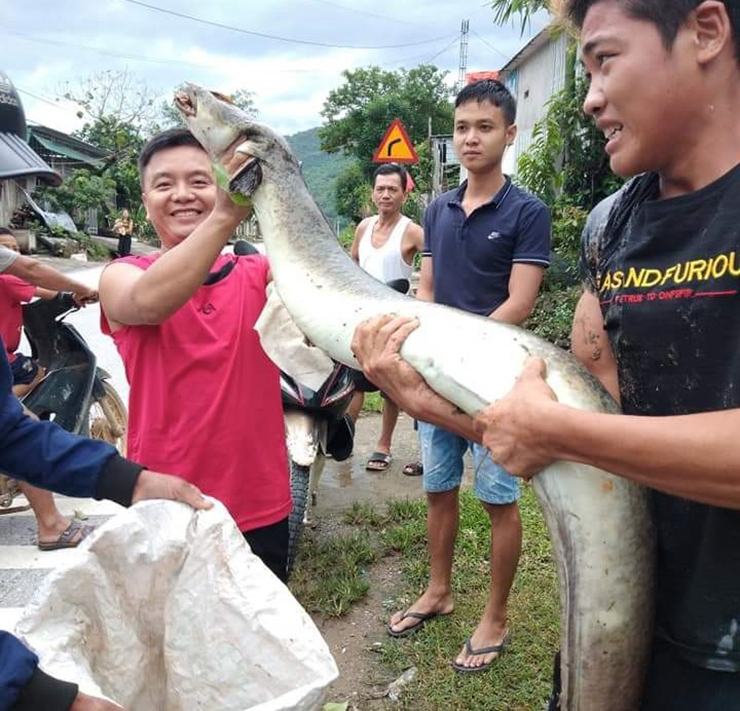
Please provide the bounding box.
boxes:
[470,30,511,61]
[427,36,463,65]
[306,0,421,27]
[3,29,215,70]
[16,87,68,110]
[120,0,456,50]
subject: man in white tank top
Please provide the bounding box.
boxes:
[348,164,423,472]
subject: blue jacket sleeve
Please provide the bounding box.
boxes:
[0,350,142,503]
[0,632,77,711]
[0,632,36,710]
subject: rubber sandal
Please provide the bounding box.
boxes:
[387,609,450,638]
[38,520,95,551]
[366,451,392,472]
[402,461,423,477]
[451,632,511,674]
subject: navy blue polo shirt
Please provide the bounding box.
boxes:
[423,177,551,315]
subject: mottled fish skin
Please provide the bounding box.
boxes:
[179,85,655,710]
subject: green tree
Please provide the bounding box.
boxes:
[34,169,116,228]
[322,65,453,221]
[488,0,549,31]
[75,116,145,212]
[320,65,453,172]
[335,162,371,224]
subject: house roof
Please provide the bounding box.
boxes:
[0,131,61,186]
[499,26,555,76]
[28,124,108,169]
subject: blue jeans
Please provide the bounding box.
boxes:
[418,421,520,505]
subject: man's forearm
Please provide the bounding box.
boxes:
[543,404,740,509]
[12,258,88,294]
[124,212,238,324]
[488,297,535,326]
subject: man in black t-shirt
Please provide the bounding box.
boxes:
[350,1,740,708]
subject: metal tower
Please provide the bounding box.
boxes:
[457,19,470,92]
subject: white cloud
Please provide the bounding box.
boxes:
[3,0,549,136]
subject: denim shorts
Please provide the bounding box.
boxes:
[418,421,520,505]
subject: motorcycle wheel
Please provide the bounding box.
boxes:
[89,381,128,456]
[287,460,311,578]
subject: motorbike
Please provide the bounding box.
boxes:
[0,293,128,512]
[232,239,357,573]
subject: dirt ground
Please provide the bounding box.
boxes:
[307,411,425,709]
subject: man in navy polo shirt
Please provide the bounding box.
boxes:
[386,80,551,674]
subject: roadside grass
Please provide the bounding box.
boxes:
[360,391,384,413]
[290,529,377,616]
[291,487,559,710]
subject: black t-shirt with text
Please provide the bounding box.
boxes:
[582,165,740,672]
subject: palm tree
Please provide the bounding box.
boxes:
[488,0,549,33]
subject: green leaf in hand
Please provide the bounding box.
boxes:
[213,163,252,208]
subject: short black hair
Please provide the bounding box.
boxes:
[562,0,740,60]
[455,79,517,126]
[138,128,207,186]
[0,227,15,237]
[373,163,408,191]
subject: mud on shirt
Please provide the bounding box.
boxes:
[581,166,740,672]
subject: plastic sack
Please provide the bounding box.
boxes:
[16,500,338,710]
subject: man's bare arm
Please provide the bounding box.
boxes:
[488,263,544,326]
[350,221,366,263]
[416,256,434,302]
[8,257,96,302]
[100,190,249,328]
[570,290,620,401]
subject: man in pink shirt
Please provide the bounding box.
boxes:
[99,129,291,581]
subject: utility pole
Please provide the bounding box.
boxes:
[457,19,470,92]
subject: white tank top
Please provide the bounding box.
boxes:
[357,215,413,283]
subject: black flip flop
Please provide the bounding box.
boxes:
[451,632,511,674]
[366,451,392,471]
[402,461,423,477]
[387,610,449,638]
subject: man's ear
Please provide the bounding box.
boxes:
[505,122,518,147]
[693,0,733,65]
[141,193,150,220]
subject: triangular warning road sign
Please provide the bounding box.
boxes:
[373,118,419,164]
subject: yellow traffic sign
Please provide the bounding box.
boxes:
[373,118,419,164]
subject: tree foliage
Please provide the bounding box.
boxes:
[517,76,623,266]
[60,69,159,129]
[320,65,453,169]
[321,65,453,221]
[34,169,116,226]
[488,0,549,32]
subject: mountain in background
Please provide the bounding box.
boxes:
[286,126,351,225]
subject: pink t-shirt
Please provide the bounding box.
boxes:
[101,253,290,532]
[0,275,35,362]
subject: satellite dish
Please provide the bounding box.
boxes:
[0,70,27,140]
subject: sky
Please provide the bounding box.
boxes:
[3,0,549,137]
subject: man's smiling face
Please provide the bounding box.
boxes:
[142,144,217,249]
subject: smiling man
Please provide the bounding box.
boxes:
[351,1,740,707]
[383,80,551,674]
[98,128,292,582]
